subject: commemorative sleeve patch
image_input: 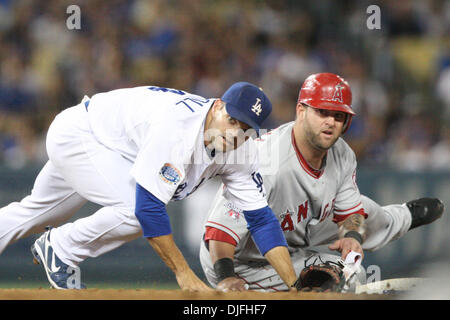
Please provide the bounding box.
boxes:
[159,163,182,185]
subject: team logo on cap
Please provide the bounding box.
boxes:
[251,98,262,116]
[332,83,344,103]
[159,163,181,185]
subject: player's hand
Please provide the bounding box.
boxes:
[216,276,247,292]
[175,268,213,292]
[328,238,364,260]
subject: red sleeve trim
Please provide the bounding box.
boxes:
[334,202,362,212]
[206,221,241,241]
[204,226,237,246]
[332,208,368,223]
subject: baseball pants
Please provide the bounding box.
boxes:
[0,98,142,267]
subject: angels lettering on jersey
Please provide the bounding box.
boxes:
[279,198,336,232]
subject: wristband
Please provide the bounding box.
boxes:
[344,231,363,244]
[213,258,235,282]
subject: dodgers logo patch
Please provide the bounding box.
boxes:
[159,163,181,185]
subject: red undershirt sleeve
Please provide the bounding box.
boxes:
[204,226,237,246]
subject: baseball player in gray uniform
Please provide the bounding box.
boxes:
[199,73,445,292]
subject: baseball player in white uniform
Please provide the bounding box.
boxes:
[199,73,445,292]
[0,82,299,290]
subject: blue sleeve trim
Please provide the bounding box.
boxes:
[243,206,287,256]
[135,183,172,238]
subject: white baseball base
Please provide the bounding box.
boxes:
[355,277,426,294]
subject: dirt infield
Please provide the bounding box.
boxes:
[0,288,391,300]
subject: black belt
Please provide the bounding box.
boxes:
[84,100,90,111]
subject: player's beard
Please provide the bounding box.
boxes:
[303,119,340,151]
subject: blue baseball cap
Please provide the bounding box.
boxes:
[221,82,272,137]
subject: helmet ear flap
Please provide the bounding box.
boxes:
[342,114,353,133]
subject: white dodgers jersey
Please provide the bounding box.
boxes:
[84,86,268,209]
[204,121,366,262]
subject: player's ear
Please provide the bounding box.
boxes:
[216,99,226,111]
[296,103,305,119]
[210,99,221,114]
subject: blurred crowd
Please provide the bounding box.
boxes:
[0,0,449,170]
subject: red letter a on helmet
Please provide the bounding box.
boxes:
[332,83,344,103]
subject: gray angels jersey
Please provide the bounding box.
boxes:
[204,121,366,263]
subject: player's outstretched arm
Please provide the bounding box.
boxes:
[244,206,297,291]
[134,183,211,291]
[148,234,212,291]
[264,246,298,291]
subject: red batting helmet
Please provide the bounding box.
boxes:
[297,73,355,133]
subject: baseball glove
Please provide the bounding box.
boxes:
[294,263,345,292]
